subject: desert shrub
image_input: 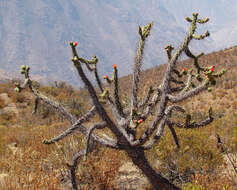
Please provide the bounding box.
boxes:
[76,147,121,189]
[214,113,237,152]
[40,85,59,97]
[219,114,237,152]
[14,93,27,103]
[54,81,74,94]
[47,134,121,190]
[0,111,16,126]
[34,103,55,121]
[151,126,223,184]
[66,97,86,117]
[0,81,30,105]
[0,123,69,189]
[0,129,6,155]
[184,172,235,190]
[183,183,203,190]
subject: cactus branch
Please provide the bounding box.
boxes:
[140,88,162,121]
[95,62,124,121]
[42,106,96,144]
[134,13,203,147]
[192,30,210,40]
[30,87,76,123]
[165,44,174,60]
[167,123,180,148]
[197,17,209,24]
[169,85,186,93]
[131,22,153,111]
[143,118,167,149]
[181,69,194,93]
[138,86,154,109]
[185,17,192,23]
[85,122,107,157]
[173,69,182,77]
[78,55,98,65]
[78,55,98,72]
[32,97,39,114]
[170,76,185,85]
[40,105,118,148]
[184,47,205,74]
[94,65,104,92]
[67,149,86,190]
[168,81,207,103]
[70,43,132,146]
[168,107,213,129]
[16,64,120,149]
[113,65,125,117]
[18,68,76,123]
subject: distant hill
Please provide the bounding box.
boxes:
[118,45,237,99]
[1,0,237,86]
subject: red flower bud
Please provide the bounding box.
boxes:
[104,75,109,79]
[74,41,78,47]
[113,64,117,69]
[211,67,214,72]
[183,67,187,71]
[138,119,143,124]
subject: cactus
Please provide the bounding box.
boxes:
[15,13,226,190]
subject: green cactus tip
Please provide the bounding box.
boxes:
[21,65,26,70]
[42,139,50,144]
[14,87,21,93]
[193,12,199,17]
[26,66,30,71]
[20,65,30,74]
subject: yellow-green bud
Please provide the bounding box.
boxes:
[72,56,78,62]
[21,65,26,70]
[193,12,198,17]
[42,140,50,144]
[15,87,20,93]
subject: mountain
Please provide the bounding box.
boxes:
[0,0,237,86]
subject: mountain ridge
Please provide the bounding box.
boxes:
[0,0,237,86]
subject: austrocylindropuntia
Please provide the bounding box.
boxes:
[14,13,227,190]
